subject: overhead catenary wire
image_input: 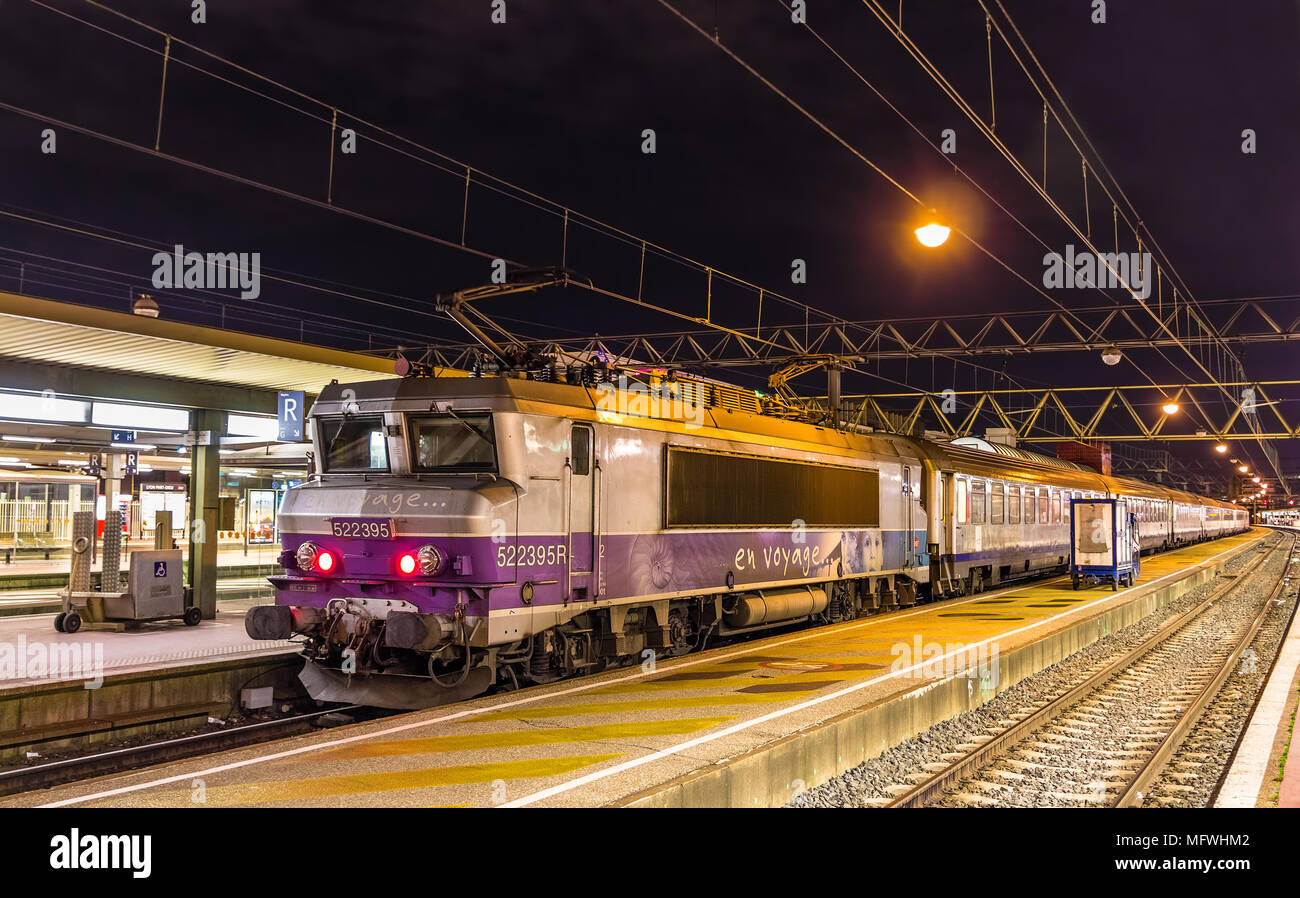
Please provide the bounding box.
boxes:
[852,0,1278,483]
[664,0,1207,440]
[771,0,1282,478]
[35,0,882,335]
[980,0,1280,482]
[12,1,1278,461]
[10,0,1020,397]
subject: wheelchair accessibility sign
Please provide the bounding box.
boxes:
[154,561,167,577]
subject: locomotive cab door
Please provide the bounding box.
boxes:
[902,464,914,569]
[567,424,596,602]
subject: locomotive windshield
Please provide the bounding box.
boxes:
[410,412,496,472]
[319,415,388,472]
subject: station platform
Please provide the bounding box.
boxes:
[1,529,1266,808]
[0,576,274,618]
[0,545,282,591]
[0,596,298,765]
[0,596,293,691]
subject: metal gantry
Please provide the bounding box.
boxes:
[382,284,1296,496]
[826,381,1298,443]
[389,296,1300,371]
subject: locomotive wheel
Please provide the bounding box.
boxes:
[666,611,692,657]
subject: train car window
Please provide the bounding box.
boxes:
[571,425,591,476]
[955,478,969,524]
[1051,490,1061,523]
[990,483,1004,524]
[409,413,496,472]
[319,415,388,472]
[665,446,879,528]
[970,480,986,524]
[1009,486,1021,524]
[1038,489,1049,523]
[937,476,945,521]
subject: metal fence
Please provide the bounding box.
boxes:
[0,498,97,544]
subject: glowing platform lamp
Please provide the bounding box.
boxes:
[914,223,951,247]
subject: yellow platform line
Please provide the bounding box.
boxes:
[125,754,626,807]
[467,692,826,722]
[312,716,737,760]
[588,670,872,695]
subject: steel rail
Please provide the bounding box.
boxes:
[885,534,1282,808]
[0,704,368,797]
[1131,529,1299,807]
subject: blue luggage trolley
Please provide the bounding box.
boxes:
[1069,498,1141,591]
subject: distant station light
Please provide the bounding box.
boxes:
[1214,443,1227,453]
[914,223,951,247]
[1100,346,1122,366]
[1252,476,1261,484]
[1238,465,1249,473]
[1160,401,1179,415]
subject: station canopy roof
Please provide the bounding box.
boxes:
[0,292,400,394]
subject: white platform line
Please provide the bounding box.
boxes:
[1215,599,1300,806]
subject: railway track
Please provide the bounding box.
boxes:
[882,532,1296,808]
[0,705,376,797]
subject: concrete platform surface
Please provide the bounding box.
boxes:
[0,544,282,578]
[1,530,1264,809]
[0,576,274,618]
[0,602,295,692]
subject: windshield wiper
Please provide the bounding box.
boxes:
[439,408,493,448]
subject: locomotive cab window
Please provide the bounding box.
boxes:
[409,413,497,472]
[320,415,388,472]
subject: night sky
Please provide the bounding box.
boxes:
[1,0,1297,481]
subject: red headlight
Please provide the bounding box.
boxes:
[397,553,417,575]
[316,550,336,573]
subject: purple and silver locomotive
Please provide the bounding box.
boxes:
[246,373,928,708]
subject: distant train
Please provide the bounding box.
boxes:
[245,373,1249,708]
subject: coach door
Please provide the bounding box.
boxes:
[953,475,969,558]
[902,465,914,569]
[567,424,596,601]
